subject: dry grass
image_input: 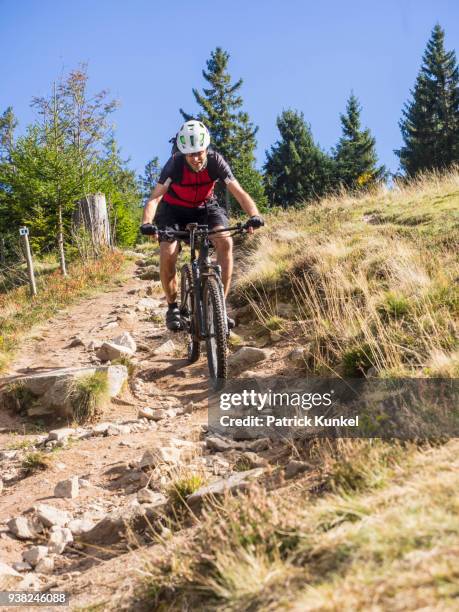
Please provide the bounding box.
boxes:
[0,250,126,372]
[235,167,459,377]
[136,440,459,611]
[68,371,110,424]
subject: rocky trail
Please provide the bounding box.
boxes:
[0,255,305,610]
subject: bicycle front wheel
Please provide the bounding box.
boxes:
[180,264,201,363]
[203,275,228,386]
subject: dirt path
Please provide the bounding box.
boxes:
[0,255,288,610]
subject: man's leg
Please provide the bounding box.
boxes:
[211,227,233,297]
[160,240,180,302]
[159,240,182,331]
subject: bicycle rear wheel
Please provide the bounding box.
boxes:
[180,264,201,363]
[203,275,228,386]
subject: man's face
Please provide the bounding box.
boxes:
[185,149,207,172]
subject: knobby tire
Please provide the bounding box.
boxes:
[180,264,200,363]
[203,274,228,387]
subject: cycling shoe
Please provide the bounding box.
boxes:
[166,306,182,332]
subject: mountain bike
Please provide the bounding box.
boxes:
[143,222,252,389]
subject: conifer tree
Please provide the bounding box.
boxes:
[396,24,459,176]
[264,110,335,207]
[139,157,161,200]
[181,47,266,211]
[334,94,385,190]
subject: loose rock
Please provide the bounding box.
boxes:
[139,447,182,468]
[12,562,32,572]
[35,557,54,574]
[34,504,71,528]
[228,347,272,372]
[47,527,73,554]
[112,331,137,353]
[187,468,264,510]
[96,342,134,362]
[7,516,42,540]
[54,476,79,499]
[137,489,167,505]
[67,519,95,536]
[152,340,176,356]
[22,546,48,567]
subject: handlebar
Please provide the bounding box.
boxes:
[140,220,259,239]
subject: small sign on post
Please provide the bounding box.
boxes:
[19,226,37,296]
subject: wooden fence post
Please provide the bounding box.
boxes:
[19,226,37,296]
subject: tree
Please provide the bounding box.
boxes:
[396,24,459,176]
[333,94,386,190]
[97,138,142,247]
[264,110,335,207]
[181,47,266,211]
[139,157,161,200]
[0,107,18,236]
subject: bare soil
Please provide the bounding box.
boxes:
[0,258,291,611]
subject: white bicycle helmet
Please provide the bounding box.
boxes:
[176,120,210,154]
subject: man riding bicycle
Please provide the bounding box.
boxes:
[140,120,264,331]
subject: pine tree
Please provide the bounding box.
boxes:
[334,94,385,190]
[396,24,459,176]
[264,110,335,207]
[139,157,161,200]
[181,47,266,211]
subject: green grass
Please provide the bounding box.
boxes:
[21,451,53,473]
[69,371,110,424]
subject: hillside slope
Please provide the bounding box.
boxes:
[0,170,458,610]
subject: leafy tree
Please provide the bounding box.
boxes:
[334,94,386,190]
[396,24,459,176]
[0,107,18,237]
[181,47,266,211]
[139,157,161,200]
[97,138,142,247]
[264,110,335,207]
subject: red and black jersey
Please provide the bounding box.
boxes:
[158,150,235,208]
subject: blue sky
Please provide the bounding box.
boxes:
[1,0,458,178]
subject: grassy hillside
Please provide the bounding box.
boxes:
[234,169,459,378]
[134,170,459,611]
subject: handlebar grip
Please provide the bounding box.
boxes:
[140,223,157,236]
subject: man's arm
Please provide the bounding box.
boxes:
[142,183,169,224]
[226,180,259,217]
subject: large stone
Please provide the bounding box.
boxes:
[96,342,134,362]
[287,348,307,367]
[47,527,73,554]
[54,476,79,499]
[7,516,42,540]
[111,331,137,353]
[9,366,128,418]
[12,562,32,572]
[228,347,272,372]
[34,504,71,528]
[22,545,48,567]
[106,424,131,436]
[187,468,264,510]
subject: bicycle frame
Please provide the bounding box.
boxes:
[186,223,228,340]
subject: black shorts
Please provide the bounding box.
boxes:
[154,200,228,242]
